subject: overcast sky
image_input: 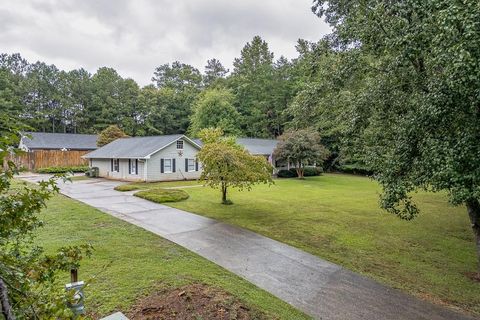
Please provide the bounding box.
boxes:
[0,0,330,86]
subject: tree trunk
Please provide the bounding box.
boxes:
[466,198,480,275]
[0,277,15,320]
[221,182,227,204]
[296,168,304,179]
[296,163,304,179]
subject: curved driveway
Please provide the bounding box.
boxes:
[23,176,475,320]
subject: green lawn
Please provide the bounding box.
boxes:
[36,191,309,319]
[118,180,203,190]
[137,173,478,316]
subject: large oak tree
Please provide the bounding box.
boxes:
[311,0,480,273]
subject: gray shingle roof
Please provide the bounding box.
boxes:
[193,137,278,155]
[236,138,278,155]
[21,132,98,150]
[83,134,198,159]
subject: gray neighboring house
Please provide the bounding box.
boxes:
[194,137,279,163]
[83,135,202,182]
[19,132,98,151]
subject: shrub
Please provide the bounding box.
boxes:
[36,166,89,174]
[338,163,373,176]
[277,167,323,178]
[134,188,189,203]
[277,169,297,178]
[114,184,140,192]
[304,167,323,176]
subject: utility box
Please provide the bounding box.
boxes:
[85,167,99,178]
[91,167,99,177]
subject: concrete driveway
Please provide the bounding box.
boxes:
[22,175,475,320]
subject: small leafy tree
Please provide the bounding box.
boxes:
[0,116,91,319]
[196,128,273,204]
[97,124,129,147]
[274,129,329,179]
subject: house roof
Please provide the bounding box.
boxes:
[83,134,200,159]
[193,137,278,155]
[21,132,98,150]
[236,138,278,155]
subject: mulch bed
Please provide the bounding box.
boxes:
[127,283,265,320]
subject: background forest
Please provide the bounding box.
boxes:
[0,36,310,137]
[0,36,354,169]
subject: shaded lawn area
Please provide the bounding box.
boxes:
[145,173,479,316]
[35,191,309,319]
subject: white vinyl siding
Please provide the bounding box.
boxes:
[89,137,201,182]
[90,158,145,181]
[147,138,202,181]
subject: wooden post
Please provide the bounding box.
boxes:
[70,269,78,283]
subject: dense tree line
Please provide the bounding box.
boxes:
[0,36,308,140]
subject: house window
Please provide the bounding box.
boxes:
[176,140,184,150]
[164,158,172,173]
[113,159,119,172]
[187,159,195,172]
[130,159,137,175]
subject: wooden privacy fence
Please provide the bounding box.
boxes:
[7,150,90,171]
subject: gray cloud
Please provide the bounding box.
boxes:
[0,0,330,85]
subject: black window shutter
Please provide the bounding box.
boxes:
[135,159,138,174]
[111,159,113,171]
[160,159,164,173]
[172,159,176,172]
[195,160,199,171]
[128,159,131,174]
[185,159,188,172]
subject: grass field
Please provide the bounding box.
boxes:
[125,174,480,316]
[35,189,309,319]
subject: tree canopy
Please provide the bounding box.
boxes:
[0,35,300,139]
[0,116,91,318]
[97,124,129,147]
[310,0,480,272]
[189,88,240,136]
[196,128,273,204]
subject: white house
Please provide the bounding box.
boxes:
[83,135,279,182]
[83,134,202,182]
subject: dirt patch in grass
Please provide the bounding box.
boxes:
[127,283,264,320]
[465,272,480,283]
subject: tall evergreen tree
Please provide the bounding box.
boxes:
[204,58,228,87]
[230,36,275,138]
[22,62,61,132]
[89,67,124,132]
[152,62,203,133]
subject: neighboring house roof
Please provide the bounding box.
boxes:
[193,137,278,156]
[21,132,98,150]
[236,138,278,155]
[83,134,201,159]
